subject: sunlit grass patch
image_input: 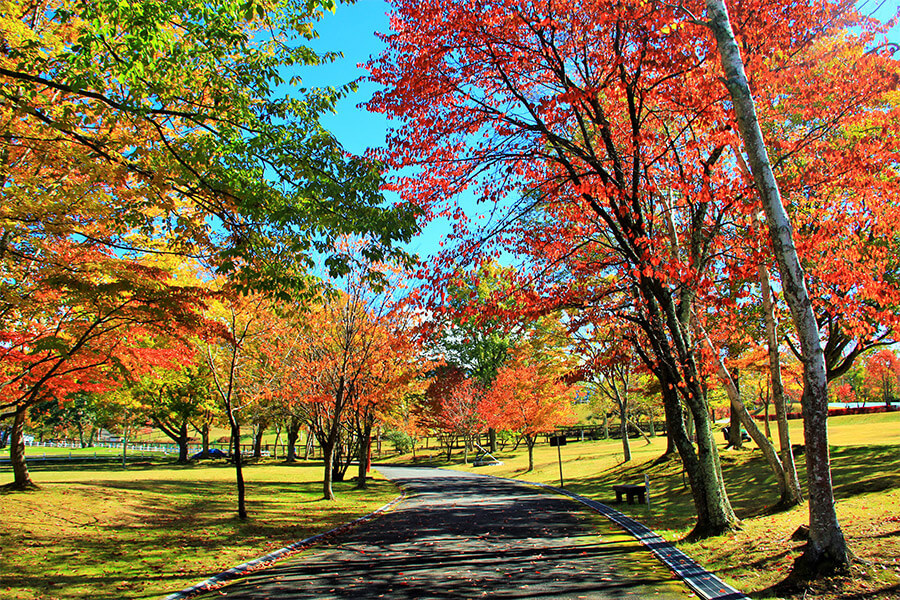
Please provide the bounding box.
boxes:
[417,412,900,599]
[0,461,398,600]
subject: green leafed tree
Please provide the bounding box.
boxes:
[0,0,419,298]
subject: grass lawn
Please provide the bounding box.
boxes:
[0,460,399,600]
[394,412,900,600]
[21,446,144,457]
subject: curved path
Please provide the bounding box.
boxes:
[192,466,692,599]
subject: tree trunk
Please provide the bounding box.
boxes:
[714,348,790,503]
[706,0,846,572]
[229,418,247,519]
[285,420,302,463]
[177,421,189,463]
[526,434,535,472]
[201,423,210,457]
[322,439,335,500]
[304,428,314,460]
[661,373,737,537]
[122,424,129,469]
[356,419,373,490]
[738,170,804,506]
[154,417,190,463]
[728,370,744,449]
[8,409,35,490]
[252,421,266,459]
[272,424,281,460]
[757,228,803,507]
[685,384,737,536]
[332,436,344,482]
[620,412,632,462]
[488,428,497,453]
[376,426,382,456]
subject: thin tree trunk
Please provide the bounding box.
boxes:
[526,434,535,472]
[304,428,314,460]
[760,262,804,506]
[627,416,652,445]
[322,440,335,500]
[706,0,845,571]
[272,424,281,460]
[714,348,789,502]
[229,418,247,519]
[620,414,632,461]
[739,165,804,506]
[122,423,129,469]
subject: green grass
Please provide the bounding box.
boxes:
[0,460,399,600]
[22,446,136,457]
[399,413,900,599]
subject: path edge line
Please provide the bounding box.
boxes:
[496,475,749,600]
[160,490,408,600]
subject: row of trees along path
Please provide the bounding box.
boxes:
[368,0,900,580]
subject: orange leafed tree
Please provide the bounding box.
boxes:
[479,349,576,472]
[0,243,215,489]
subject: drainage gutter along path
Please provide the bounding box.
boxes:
[186,465,699,599]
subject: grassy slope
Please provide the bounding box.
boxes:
[0,461,398,600]
[396,413,900,599]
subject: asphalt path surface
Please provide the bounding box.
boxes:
[194,466,692,599]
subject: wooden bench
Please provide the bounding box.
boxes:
[612,483,647,505]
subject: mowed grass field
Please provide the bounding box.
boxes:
[402,412,900,600]
[0,461,398,600]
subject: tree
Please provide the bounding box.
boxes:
[699,0,898,574]
[33,392,100,448]
[430,262,521,453]
[370,0,899,548]
[479,343,576,471]
[572,319,645,462]
[1,0,418,299]
[863,349,900,407]
[295,251,413,500]
[425,371,485,464]
[133,362,216,463]
[370,1,743,536]
[347,305,428,488]
[0,245,213,488]
[204,291,274,519]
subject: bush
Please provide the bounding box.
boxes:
[383,430,416,454]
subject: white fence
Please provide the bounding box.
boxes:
[24,439,179,454]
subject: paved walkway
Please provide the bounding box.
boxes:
[191,466,692,599]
